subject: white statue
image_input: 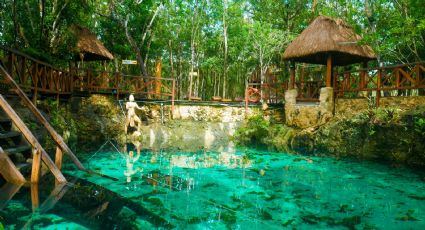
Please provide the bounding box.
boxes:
[124,150,141,183]
[125,94,143,133]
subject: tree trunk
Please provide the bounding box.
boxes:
[39,0,45,43]
[188,0,199,99]
[178,44,183,99]
[169,40,174,79]
[12,0,18,47]
[124,15,148,79]
[222,0,228,99]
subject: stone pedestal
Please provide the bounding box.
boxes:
[284,87,335,128]
[284,89,298,105]
[318,87,334,124]
[319,87,334,112]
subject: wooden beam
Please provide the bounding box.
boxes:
[361,62,368,89]
[0,147,26,185]
[39,182,69,213]
[55,146,63,185]
[55,146,63,170]
[31,148,41,184]
[326,55,333,87]
[0,65,84,170]
[0,95,66,183]
[290,62,296,89]
[0,182,23,210]
[31,183,39,211]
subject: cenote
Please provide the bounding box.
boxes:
[2,5,425,230]
[2,141,424,229]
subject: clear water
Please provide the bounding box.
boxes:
[1,145,425,229]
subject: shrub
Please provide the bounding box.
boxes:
[233,115,270,146]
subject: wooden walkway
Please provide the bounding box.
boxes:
[1,46,425,109]
[0,46,176,106]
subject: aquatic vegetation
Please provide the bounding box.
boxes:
[34,147,422,229]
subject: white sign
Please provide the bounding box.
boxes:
[122,60,138,65]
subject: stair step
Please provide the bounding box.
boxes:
[16,163,30,170]
[0,117,12,132]
[0,131,20,139]
[0,118,11,123]
[4,145,32,155]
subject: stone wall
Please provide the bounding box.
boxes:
[380,96,425,109]
[335,98,369,118]
[335,96,425,119]
[137,103,284,123]
[284,87,333,129]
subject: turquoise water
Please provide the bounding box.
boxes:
[1,146,425,229]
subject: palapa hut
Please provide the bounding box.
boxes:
[283,15,376,88]
[72,25,114,61]
[282,16,376,128]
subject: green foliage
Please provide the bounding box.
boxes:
[1,0,424,99]
[414,118,425,136]
[234,115,270,146]
[41,99,78,148]
[234,115,294,151]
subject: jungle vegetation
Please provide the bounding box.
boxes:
[0,0,424,99]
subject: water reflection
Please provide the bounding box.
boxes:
[170,148,252,169]
[121,131,252,192]
[122,132,142,183]
[0,175,173,229]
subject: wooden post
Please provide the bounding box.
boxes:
[361,62,368,89]
[290,61,296,89]
[31,183,39,211]
[245,87,249,115]
[171,79,175,118]
[31,148,41,183]
[155,57,162,98]
[326,55,333,87]
[377,68,381,107]
[300,64,305,97]
[55,146,63,170]
[32,64,39,105]
[55,146,63,185]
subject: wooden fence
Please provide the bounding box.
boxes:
[0,47,176,109]
[334,62,425,106]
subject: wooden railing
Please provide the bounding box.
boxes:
[0,47,73,102]
[70,68,176,112]
[244,82,287,112]
[0,64,87,183]
[334,62,425,106]
[0,47,176,107]
[296,80,322,102]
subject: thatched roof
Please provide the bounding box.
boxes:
[73,25,113,61]
[283,16,376,66]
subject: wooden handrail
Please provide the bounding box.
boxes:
[0,64,85,170]
[0,46,61,71]
[0,95,66,183]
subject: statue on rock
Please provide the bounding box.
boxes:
[125,94,143,133]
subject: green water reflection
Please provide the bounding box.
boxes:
[1,144,425,229]
[71,144,425,229]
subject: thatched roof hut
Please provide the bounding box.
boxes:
[73,25,114,61]
[283,16,376,66]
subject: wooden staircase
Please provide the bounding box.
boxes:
[0,95,65,184]
[0,115,31,165]
[0,63,86,186]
